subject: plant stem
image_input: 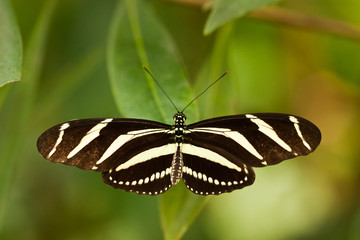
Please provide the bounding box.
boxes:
[249,7,360,41]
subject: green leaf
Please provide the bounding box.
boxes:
[108,1,205,239]
[0,0,58,231]
[107,0,198,124]
[204,0,281,35]
[160,185,209,240]
[0,0,22,87]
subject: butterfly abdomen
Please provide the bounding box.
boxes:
[171,145,184,185]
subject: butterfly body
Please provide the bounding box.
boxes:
[37,112,321,196]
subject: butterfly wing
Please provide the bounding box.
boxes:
[188,113,321,167]
[102,153,173,195]
[37,118,174,195]
[181,113,321,195]
[182,152,255,195]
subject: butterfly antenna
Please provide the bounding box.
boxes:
[143,66,180,113]
[181,71,228,113]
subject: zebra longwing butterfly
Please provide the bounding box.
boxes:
[37,70,321,196]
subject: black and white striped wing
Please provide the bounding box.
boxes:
[182,113,321,195]
[182,151,255,195]
[37,118,174,195]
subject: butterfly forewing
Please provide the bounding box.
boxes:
[37,118,170,170]
[188,113,321,168]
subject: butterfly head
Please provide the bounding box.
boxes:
[173,112,187,125]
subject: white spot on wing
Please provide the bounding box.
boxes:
[203,174,207,182]
[60,123,71,130]
[245,114,256,119]
[289,116,299,123]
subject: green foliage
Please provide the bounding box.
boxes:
[109,1,204,238]
[0,0,359,239]
[0,0,22,87]
[204,0,282,34]
[160,185,208,240]
[0,0,58,230]
[108,0,197,123]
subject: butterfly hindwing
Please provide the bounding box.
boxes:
[182,152,255,195]
[102,154,173,195]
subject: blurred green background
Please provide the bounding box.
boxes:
[1,0,360,239]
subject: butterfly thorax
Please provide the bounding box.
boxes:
[172,112,187,144]
[170,112,187,185]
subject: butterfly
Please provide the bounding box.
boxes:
[37,68,321,195]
